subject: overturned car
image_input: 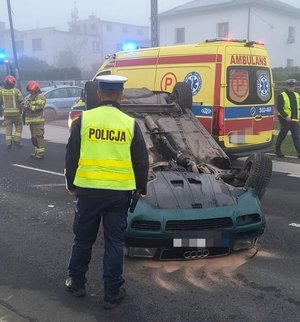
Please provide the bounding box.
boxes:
[70,82,273,260]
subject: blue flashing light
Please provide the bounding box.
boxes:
[0,50,8,61]
[122,41,140,51]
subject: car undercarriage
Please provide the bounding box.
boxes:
[79,82,273,260]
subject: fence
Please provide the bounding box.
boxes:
[19,79,88,95]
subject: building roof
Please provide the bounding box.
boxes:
[159,0,300,18]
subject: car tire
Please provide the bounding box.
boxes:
[243,153,272,199]
[44,108,57,122]
[172,82,193,109]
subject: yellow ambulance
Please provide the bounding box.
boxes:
[93,38,275,157]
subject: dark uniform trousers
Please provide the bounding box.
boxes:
[68,190,131,296]
[276,117,300,155]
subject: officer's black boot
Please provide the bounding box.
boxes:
[275,146,284,157]
[103,287,127,309]
[65,278,86,297]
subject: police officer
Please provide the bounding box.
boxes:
[65,75,149,309]
[25,81,46,159]
[275,79,300,158]
[0,75,24,149]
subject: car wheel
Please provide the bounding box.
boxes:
[172,82,193,109]
[242,153,272,199]
[44,108,57,122]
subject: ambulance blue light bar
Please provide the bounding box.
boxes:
[0,50,8,61]
[122,41,140,51]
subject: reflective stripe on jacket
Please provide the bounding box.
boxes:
[25,92,46,124]
[281,91,300,119]
[0,88,23,116]
[74,106,136,190]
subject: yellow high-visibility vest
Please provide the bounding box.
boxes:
[74,106,136,190]
[0,88,22,116]
[281,92,300,119]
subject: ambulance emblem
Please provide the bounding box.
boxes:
[184,72,202,96]
[257,73,270,97]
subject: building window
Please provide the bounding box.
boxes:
[217,22,229,38]
[16,40,24,53]
[106,24,112,31]
[287,26,295,44]
[90,24,96,31]
[287,59,294,67]
[92,41,100,53]
[32,38,42,51]
[175,27,185,43]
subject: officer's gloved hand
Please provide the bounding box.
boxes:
[30,104,37,111]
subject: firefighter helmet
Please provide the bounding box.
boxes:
[4,75,16,86]
[26,80,40,92]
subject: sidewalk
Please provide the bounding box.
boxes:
[0,120,69,145]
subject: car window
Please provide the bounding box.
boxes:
[46,88,69,99]
[68,87,82,97]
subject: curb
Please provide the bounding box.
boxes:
[0,304,29,322]
[267,153,300,164]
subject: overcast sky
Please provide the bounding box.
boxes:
[0,0,299,31]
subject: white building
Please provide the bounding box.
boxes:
[159,0,300,68]
[1,15,149,75]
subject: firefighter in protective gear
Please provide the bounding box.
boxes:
[0,75,24,149]
[65,75,149,309]
[25,80,46,159]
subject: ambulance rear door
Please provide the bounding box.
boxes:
[222,43,274,155]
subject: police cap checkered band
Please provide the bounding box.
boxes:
[96,75,128,91]
[286,79,297,86]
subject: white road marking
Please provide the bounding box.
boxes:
[289,223,300,228]
[12,164,64,177]
[272,160,300,178]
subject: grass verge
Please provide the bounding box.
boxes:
[273,135,297,157]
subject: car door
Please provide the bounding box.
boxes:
[45,87,70,118]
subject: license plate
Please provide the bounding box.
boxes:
[172,231,229,248]
[173,238,206,247]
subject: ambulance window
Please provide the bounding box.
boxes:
[256,69,271,102]
[96,71,111,77]
[228,68,249,103]
[227,67,272,104]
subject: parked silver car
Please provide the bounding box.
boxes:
[40,85,83,122]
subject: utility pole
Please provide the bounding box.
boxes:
[247,6,251,40]
[7,0,21,89]
[151,0,159,47]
